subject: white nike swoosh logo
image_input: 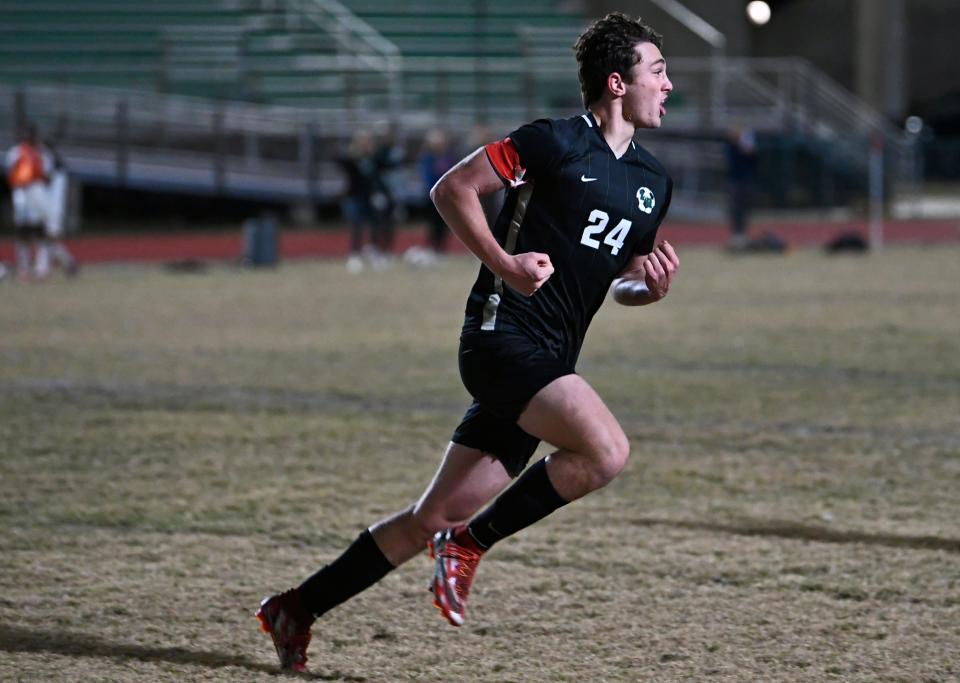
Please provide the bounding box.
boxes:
[581,175,597,182]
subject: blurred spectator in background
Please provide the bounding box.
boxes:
[419,128,455,254]
[724,126,758,251]
[5,124,50,280]
[338,129,386,273]
[37,140,78,278]
[372,122,405,256]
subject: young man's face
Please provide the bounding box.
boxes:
[623,41,672,129]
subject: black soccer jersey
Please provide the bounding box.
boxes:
[462,113,673,366]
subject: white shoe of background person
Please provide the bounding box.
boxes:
[346,253,364,274]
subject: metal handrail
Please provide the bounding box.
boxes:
[288,0,402,112]
[292,0,399,59]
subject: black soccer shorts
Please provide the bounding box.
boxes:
[452,332,575,477]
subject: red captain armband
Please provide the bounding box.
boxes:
[484,137,526,187]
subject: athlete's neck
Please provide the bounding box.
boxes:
[587,107,636,159]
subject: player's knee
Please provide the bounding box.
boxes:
[589,429,630,487]
[409,502,466,542]
[392,504,431,546]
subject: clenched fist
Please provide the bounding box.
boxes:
[503,252,554,296]
[640,240,679,300]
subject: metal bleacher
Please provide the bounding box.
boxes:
[0,0,588,114]
[0,0,911,219]
[0,0,591,209]
[0,0,232,91]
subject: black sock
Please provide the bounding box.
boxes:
[466,457,569,550]
[298,529,395,618]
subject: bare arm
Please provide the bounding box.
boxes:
[430,148,553,296]
[612,240,679,306]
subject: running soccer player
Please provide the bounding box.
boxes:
[257,12,679,672]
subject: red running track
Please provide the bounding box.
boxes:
[1,219,958,264]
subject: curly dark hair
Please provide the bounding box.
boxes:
[574,12,663,108]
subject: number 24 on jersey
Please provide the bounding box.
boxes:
[580,210,631,256]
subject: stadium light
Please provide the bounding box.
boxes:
[746,1,772,26]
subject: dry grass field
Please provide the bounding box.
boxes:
[1,245,958,682]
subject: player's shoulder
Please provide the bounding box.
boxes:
[508,114,588,172]
[551,113,595,146]
[516,114,589,146]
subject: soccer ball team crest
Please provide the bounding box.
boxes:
[636,186,655,214]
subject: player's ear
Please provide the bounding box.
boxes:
[607,72,627,97]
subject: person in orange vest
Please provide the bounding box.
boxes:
[5,124,51,280]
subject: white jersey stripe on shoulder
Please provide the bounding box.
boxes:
[581,113,593,128]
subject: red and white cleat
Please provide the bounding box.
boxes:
[429,527,484,627]
[255,587,314,672]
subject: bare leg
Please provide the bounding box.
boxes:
[256,443,511,671]
[370,441,513,565]
[428,375,629,627]
[446,373,630,553]
[14,239,30,278]
[35,240,51,279]
[518,374,630,501]
[292,440,512,621]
